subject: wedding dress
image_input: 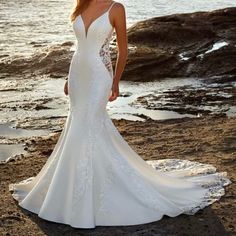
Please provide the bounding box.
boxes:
[9,1,231,228]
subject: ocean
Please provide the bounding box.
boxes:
[0,0,236,57]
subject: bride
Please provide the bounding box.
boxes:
[9,0,231,229]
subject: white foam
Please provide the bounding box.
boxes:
[197,41,229,59]
[179,52,190,61]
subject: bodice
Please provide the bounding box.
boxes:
[72,6,115,55]
[71,3,116,77]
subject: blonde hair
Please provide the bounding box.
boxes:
[70,0,92,22]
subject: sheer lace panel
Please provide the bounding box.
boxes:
[99,37,113,78]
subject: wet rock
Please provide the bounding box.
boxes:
[0,42,74,78]
[123,7,236,81]
[34,104,52,110]
[0,8,235,81]
[130,82,236,116]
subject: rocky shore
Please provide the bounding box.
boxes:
[0,7,236,81]
[125,7,236,81]
[0,116,235,235]
[0,7,236,236]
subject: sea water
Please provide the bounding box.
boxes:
[0,0,235,57]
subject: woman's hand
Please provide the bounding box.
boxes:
[109,80,119,102]
[64,80,68,95]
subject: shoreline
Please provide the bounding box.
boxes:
[0,116,235,235]
[0,6,236,235]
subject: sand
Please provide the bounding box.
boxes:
[0,115,235,236]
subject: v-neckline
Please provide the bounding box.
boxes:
[80,1,115,38]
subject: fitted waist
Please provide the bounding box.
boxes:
[74,39,111,57]
[73,48,111,61]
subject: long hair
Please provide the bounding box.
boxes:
[70,0,91,22]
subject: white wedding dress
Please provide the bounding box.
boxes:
[9,1,231,228]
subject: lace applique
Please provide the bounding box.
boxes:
[72,152,93,208]
[99,155,231,216]
[98,165,115,215]
[99,37,113,78]
[146,159,231,215]
[96,118,165,213]
[72,86,94,210]
[97,118,231,216]
[72,97,108,211]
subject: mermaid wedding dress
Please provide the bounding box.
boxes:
[9,1,231,228]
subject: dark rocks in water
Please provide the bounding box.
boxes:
[0,8,236,81]
[130,82,236,117]
[124,7,236,81]
[0,42,74,79]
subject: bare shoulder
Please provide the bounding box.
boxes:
[111,1,126,20]
[109,1,126,27]
[113,2,126,12]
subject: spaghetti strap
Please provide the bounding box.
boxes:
[108,1,116,12]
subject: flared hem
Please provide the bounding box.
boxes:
[9,158,231,229]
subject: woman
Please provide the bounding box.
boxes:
[9,0,231,229]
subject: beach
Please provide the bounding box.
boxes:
[0,116,235,235]
[0,3,236,236]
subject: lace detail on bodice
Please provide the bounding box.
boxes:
[99,36,113,78]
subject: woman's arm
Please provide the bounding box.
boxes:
[113,3,128,84]
[109,2,128,102]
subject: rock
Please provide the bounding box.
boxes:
[123,7,236,81]
[0,42,74,78]
[0,8,236,81]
